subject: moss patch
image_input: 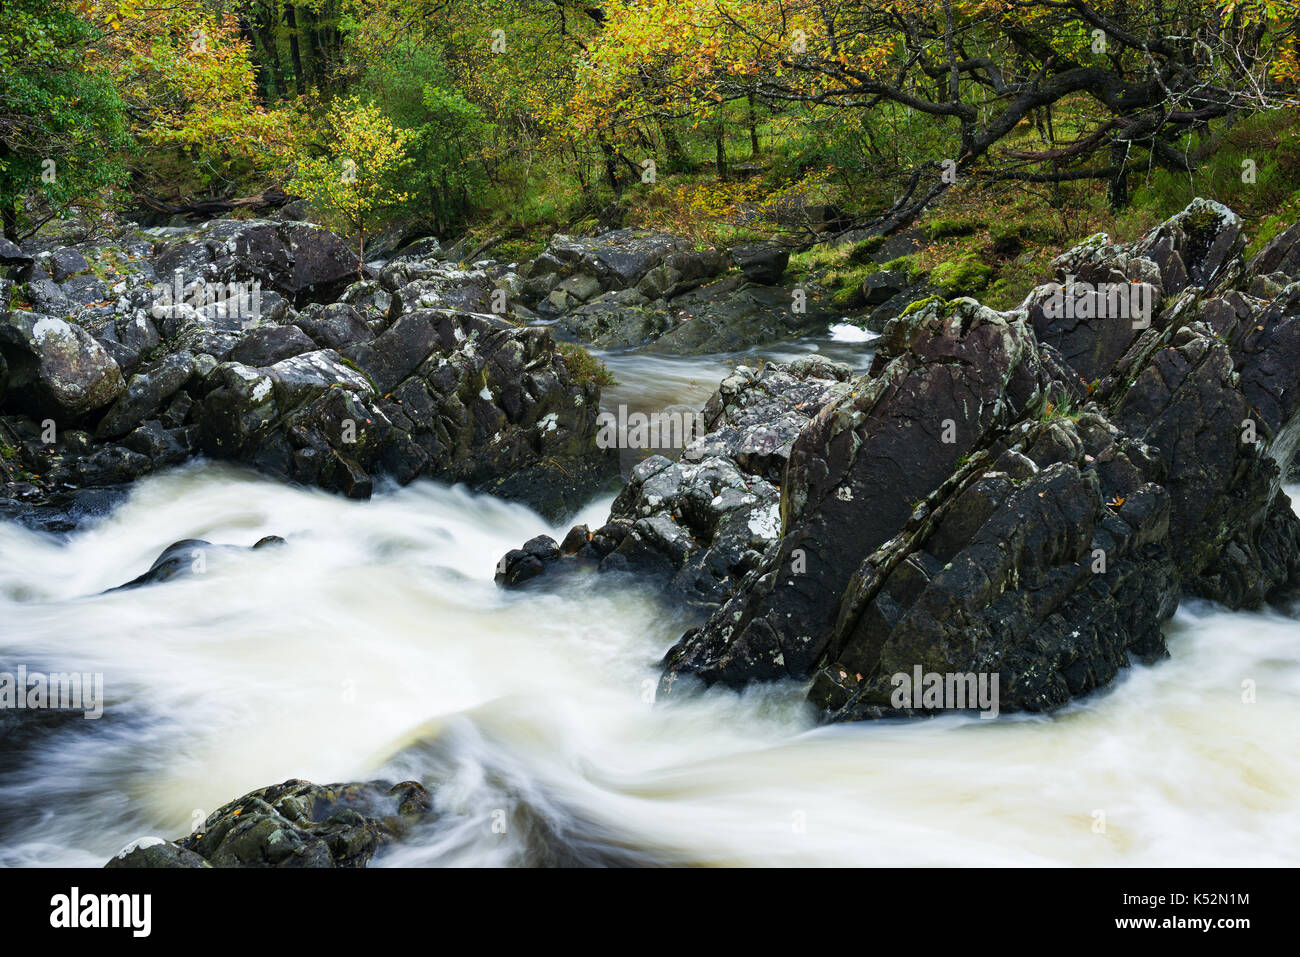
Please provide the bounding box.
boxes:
[931,256,994,296]
[558,342,617,387]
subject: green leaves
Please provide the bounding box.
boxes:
[288,96,414,259]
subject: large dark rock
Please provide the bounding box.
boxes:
[108,536,285,591]
[153,219,360,305]
[228,324,317,367]
[0,311,125,419]
[2,219,621,524]
[0,238,33,272]
[191,309,614,517]
[95,351,196,440]
[294,302,374,350]
[654,200,1300,721]
[48,246,90,283]
[730,244,789,285]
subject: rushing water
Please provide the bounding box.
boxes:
[1,335,1298,867]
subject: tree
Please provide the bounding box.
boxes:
[0,0,130,239]
[563,0,1300,229]
[288,97,413,263]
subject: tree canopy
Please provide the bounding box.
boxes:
[1,0,1297,242]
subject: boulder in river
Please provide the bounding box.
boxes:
[107,779,434,868]
[651,199,1300,720]
[497,355,855,610]
[2,217,621,523]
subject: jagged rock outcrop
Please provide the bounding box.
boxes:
[496,356,854,610]
[658,199,1300,720]
[107,779,434,868]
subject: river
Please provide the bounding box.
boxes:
[1,329,1297,867]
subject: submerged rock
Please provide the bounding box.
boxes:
[108,536,285,591]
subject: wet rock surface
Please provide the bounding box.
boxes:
[518,229,841,355]
[106,779,435,868]
[2,218,624,524]
[650,199,1300,720]
[497,356,855,611]
[107,535,286,591]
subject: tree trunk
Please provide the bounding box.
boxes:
[714,121,727,180]
[285,6,305,94]
[135,187,289,219]
[255,7,286,99]
[302,8,328,91]
[660,122,687,173]
[1107,139,1129,210]
[600,139,621,192]
[747,94,760,156]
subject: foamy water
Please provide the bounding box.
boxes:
[0,343,1296,867]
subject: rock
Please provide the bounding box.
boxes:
[559,290,673,351]
[194,362,280,457]
[186,308,614,517]
[661,297,1054,690]
[547,230,691,290]
[294,302,374,350]
[497,357,854,609]
[23,279,72,317]
[388,271,492,315]
[730,244,789,285]
[153,219,360,304]
[121,420,193,466]
[109,536,285,591]
[95,351,196,439]
[106,779,434,868]
[634,249,728,299]
[0,311,125,419]
[74,444,153,485]
[107,838,212,868]
[495,534,561,586]
[1247,221,1300,281]
[861,270,909,306]
[683,355,855,482]
[645,275,837,356]
[654,200,1300,720]
[0,238,33,272]
[557,272,604,303]
[48,247,90,282]
[61,275,108,306]
[228,324,317,367]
